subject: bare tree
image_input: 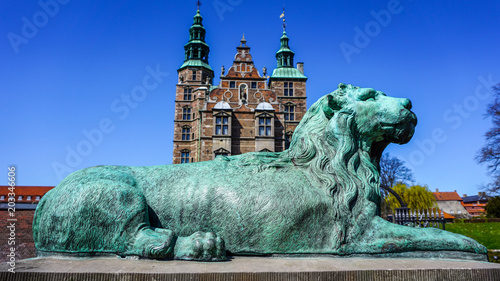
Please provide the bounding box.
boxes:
[379,153,414,218]
[477,84,500,194]
[379,153,414,189]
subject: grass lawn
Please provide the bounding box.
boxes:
[446,222,500,249]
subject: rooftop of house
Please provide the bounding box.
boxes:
[0,186,54,203]
[433,189,463,201]
[462,192,491,203]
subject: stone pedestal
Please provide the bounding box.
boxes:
[1,256,500,281]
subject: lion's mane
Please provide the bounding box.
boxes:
[232,86,382,249]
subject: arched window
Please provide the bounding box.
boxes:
[239,84,247,100]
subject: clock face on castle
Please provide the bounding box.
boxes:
[173,9,307,164]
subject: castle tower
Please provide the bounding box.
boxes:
[173,8,214,164]
[268,18,308,149]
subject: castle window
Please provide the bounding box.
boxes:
[182,107,192,120]
[18,196,22,201]
[183,88,192,100]
[181,150,190,164]
[182,126,191,140]
[36,196,40,201]
[239,84,248,100]
[214,148,230,159]
[0,195,5,200]
[229,81,236,88]
[284,82,294,96]
[27,196,32,201]
[251,82,257,89]
[284,104,295,121]
[285,132,293,149]
[259,117,272,136]
[192,70,197,80]
[215,116,229,135]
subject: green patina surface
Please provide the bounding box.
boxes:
[33,84,487,261]
[179,60,213,71]
[270,67,307,79]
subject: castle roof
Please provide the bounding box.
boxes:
[271,67,307,79]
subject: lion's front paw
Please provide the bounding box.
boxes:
[174,231,227,261]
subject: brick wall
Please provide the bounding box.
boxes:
[0,210,36,262]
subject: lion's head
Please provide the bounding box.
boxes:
[284,83,417,248]
[323,83,416,149]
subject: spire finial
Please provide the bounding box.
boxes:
[196,0,202,11]
[280,4,286,31]
[240,33,247,47]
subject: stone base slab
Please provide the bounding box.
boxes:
[1,256,500,281]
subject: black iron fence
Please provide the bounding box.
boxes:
[391,207,446,230]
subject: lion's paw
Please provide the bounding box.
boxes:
[141,228,176,259]
[174,231,227,261]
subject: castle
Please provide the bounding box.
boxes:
[172,8,307,164]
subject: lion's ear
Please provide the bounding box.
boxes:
[323,95,342,119]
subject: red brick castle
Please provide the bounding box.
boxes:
[172,8,308,163]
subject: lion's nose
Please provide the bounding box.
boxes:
[401,99,412,110]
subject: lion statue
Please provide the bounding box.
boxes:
[33,84,487,261]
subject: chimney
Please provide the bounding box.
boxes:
[297,62,304,74]
[454,190,457,193]
[463,194,467,198]
[436,188,439,192]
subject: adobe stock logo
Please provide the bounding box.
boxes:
[7,0,70,54]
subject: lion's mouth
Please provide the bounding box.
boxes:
[380,112,417,144]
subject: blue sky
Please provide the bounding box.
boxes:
[1,0,499,197]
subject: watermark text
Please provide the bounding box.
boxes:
[6,166,17,273]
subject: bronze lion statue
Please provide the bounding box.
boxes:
[33,84,487,261]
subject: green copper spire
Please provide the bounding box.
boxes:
[276,31,295,68]
[179,8,213,71]
[270,11,307,81]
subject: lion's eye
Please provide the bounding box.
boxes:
[359,93,376,101]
